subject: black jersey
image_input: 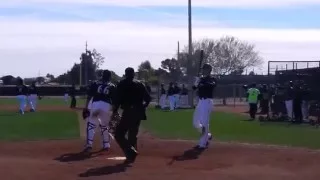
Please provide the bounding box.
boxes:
[193,76,217,99]
[173,86,181,94]
[181,87,188,95]
[167,86,175,96]
[87,81,116,104]
[28,85,38,95]
[16,85,28,96]
[285,86,294,100]
[160,87,166,95]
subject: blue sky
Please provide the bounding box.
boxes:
[1,3,320,28]
[1,0,320,77]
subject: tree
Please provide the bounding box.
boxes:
[230,68,244,75]
[36,77,46,84]
[0,75,15,85]
[96,69,121,83]
[91,49,105,69]
[46,73,55,80]
[248,71,255,76]
[53,48,112,85]
[137,60,155,81]
[138,60,153,71]
[160,58,183,82]
[180,36,263,75]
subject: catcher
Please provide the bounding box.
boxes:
[82,70,117,153]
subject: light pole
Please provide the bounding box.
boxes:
[79,56,82,86]
[187,0,194,107]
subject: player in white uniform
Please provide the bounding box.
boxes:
[16,78,28,115]
[192,64,216,149]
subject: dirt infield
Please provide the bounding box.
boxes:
[1,105,320,180]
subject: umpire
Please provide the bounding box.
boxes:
[113,67,151,164]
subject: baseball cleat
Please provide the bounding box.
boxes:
[195,145,207,150]
[208,133,213,141]
[82,146,93,154]
[19,110,24,115]
[123,151,138,165]
[99,147,110,153]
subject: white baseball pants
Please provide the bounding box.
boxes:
[86,101,112,149]
[168,95,175,111]
[16,95,27,113]
[28,94,37,110]
[285,100,293,119]
[159,94,167,109]
[193,98,213,147]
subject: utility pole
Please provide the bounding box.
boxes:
[177,41,180,60]
[84,41,89,86]
[85,41,88,53]
[79,56,82,86]
[187,0,194,107]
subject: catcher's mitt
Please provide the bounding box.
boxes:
[82,108,90,119]
[109,113,121,135]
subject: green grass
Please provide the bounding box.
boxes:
[143,108,320,149]
[0,111,80,141]
[0,97,86,106]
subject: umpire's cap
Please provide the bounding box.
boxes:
[125,67,135,79]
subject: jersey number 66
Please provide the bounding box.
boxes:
[97,85,109,95]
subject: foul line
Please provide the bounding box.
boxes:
[76,111,86,139]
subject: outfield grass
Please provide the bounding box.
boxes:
[0,97,86,106]
[0,111,79,141]
[143,108,320,149]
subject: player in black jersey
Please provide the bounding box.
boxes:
[192,63,217,149]
[82,70,116,153]
[180,84,189,107]
[173,83,181,109]
[16,78,29,115]
[28,81,41,112]
[159,83,167,109]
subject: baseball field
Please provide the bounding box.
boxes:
[1,97,320,180]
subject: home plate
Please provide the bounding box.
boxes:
[107,156,126,160]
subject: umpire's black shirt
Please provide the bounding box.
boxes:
[193,76,217,99]
[114,79,151,120]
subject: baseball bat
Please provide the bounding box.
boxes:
[197,50,204,77]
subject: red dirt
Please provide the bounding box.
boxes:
[1,105,320,180]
